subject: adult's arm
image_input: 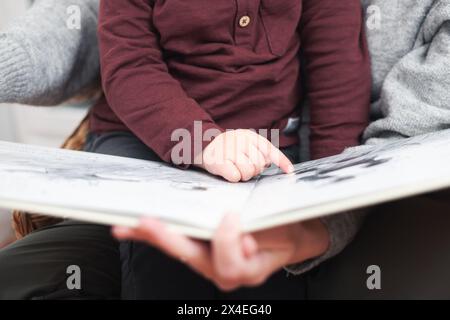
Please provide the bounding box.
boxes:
[285,210,367,274]
[364,1,450,144]
[0,0,100,105]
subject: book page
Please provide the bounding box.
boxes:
[243,129,450,227]
[0,142,255,231]
[2,129,450,236]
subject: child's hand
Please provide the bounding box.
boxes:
[196,129,294,182]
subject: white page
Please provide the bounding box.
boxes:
[1,130,450,238]
[0,142,254,230]
[243,130,450,226]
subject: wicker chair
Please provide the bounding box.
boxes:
[12,115,90,239]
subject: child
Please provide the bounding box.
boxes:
[90,0,371,182]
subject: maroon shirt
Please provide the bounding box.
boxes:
[91,0,370,164]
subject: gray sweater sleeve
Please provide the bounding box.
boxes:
[364,1,450,145]
[0,0,100,106]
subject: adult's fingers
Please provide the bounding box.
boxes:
[212,215,284,289]
[212,213,247,290]
[113,219,214,279]
[241,234,258,258]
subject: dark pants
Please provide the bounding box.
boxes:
[0,221,121,300]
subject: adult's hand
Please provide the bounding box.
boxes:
[113,214,329,291]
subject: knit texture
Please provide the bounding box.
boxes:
[362,0,450,144]
[0,0,100,105]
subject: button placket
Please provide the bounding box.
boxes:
[234,0,258,47]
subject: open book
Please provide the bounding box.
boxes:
[1,129,450,239]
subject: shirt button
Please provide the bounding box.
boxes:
[239,15,251,28]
